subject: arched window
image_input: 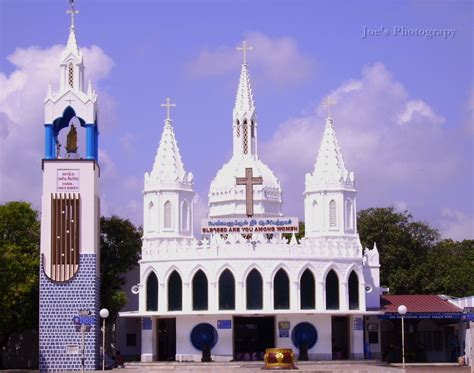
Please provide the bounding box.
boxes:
[348,271,359,310]
[147,201,156,232]
[300,269,315,309]
[243,120,248,155]
[68,63,74,88]
[181,201,190,232]
[146,272,158,311]
[251,120,255,138]
[168,270,182,311]
[274,268,290,310]
[192,270,208,311]
[329,200,337,228]
[236,120,240,138]
[164,201,172,229]
[218,269,235,310]
[246,269,263,310]
[326,269,339,310]
[311,200,318,232]
[345,200,353,230]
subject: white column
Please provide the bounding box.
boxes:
[159,283,166,312]
[183,282,191,311]
[209,281,217,311]
[340,281,348,310]
[264,281,272,311]
[359,282,366,311]
[236,281,244,311]
[140,318,157,362]
[291,281,299,310]
[316,281,325,310]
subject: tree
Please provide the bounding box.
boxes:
[357,207,439,294]
[0,202,40,368]
[100,216,142,321]
[283,222,305,242]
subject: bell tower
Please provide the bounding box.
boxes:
[39,1,101,370]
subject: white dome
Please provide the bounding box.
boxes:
[208,156,282,218]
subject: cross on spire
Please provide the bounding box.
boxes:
[323,96,336,118]
[236,168,263,217]
[237,40,253,65]
[66,0,79,29]
[161,98,176,121]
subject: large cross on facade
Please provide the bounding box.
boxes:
[237,40,253,65]
[66,0,79,29]
[236,168,263,217]
[161,97,176,121]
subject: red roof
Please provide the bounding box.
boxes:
[381,295,462,313]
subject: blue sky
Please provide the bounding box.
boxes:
[0,0,472,239]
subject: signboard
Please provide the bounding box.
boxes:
[201,217,299,235]
[72,315,95,326]
[217,320,232,329]
[379,312,463,320]
[57,169,80,192]
[66,345,79,355]
[278,321,290,338]
[353,317,363,331]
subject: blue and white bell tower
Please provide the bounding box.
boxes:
[39,1,101,371]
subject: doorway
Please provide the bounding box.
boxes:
[234,316,275,360]
[157,318,176,361]
[331,316,349,359]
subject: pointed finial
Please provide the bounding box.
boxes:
[161,97,176,121]
[323,96,336,118]
[237,40,253,65]
[66,0,79,30]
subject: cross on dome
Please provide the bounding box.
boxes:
[236,168,263,217]
[66,0,79,30]
[161,97,176,121]
[237,40,253,65]
[323,96,336,118]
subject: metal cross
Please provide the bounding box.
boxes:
[236,168,263,217]
[237,40,253,65]
[161,98,176,121]
[66,0,79,29]
[323,96,336,118]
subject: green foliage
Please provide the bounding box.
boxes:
[0,202,40,352]
[100,216,142,321]
[358,207,439,294]
[283,222,305,242]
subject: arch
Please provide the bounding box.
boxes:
[218,269,235,310]
[300,268,315,309]
[242,120,248,155]
[181,200,190,232]
[329,199,337,228]
[192,269,208,311]
[345,199,353,230]
[147,201,156,232]
[325,269,339,310]
[168,270,182,311]
[236,120,240,137]
[164,200,172,229]
[273,268,290,310]
[348,271,359,310]
[68,62,74,88]
[246,268,263,310]
[146,271,158,311]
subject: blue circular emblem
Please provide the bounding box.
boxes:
[291,322,318,349]
[190,323,218,351]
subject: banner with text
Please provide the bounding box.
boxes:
[201,217,299,235]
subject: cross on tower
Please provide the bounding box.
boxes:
[66,0,79,29]
[161,97,176,121]
[236,168,263,217]
[237,40,253,65]
[323,96,336,118]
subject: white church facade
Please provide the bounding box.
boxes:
[119,45,384,362]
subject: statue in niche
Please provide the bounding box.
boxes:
[66,124,78,155]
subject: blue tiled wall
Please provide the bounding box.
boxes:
[39,254,100,372]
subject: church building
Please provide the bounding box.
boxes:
[119,42,384,362]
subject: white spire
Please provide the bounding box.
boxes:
[65,0,80,56]
[233,62,256,120]
[313,117,353,185]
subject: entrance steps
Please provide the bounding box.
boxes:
[122,360,404,372]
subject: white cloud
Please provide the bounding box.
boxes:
[0,44,114,206]
[440,208,474,241]
[188,32,313,87]
[261,62,469,237]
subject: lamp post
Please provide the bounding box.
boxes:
[99,308,109,371]
[398,305,407,369]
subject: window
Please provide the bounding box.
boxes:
[251,120,255,138]
[246,269,263,310]
[192,270,208,311]
[345,200,353,230]
[146,272,158,311]
[147,201,155,232]
[348,271,359,310]
[168,270,182,311]
[164,201,172,229]
[311,200,318,232]
[126,333,137,347]
[181,201,189,232]
[274,269,290,310]
[300,269,315,309]
[325,269,339,310]
[236,120,240,137]
[218,269,235,310]
[68,63,74,88]
[329,200,337,228]
[243,120,248,154]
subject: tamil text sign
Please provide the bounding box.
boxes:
[201,217,299,234]
[57,169,80,192]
